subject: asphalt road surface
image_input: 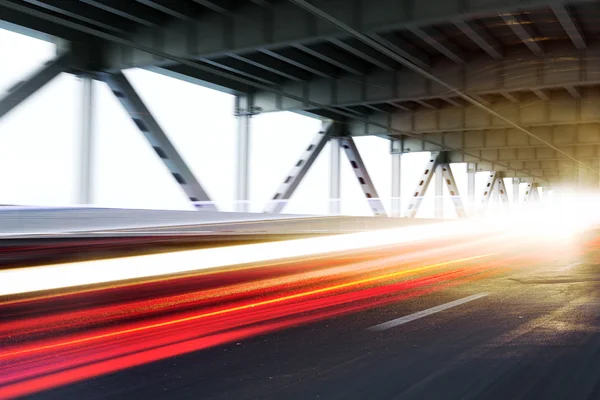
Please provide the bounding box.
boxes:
[3,229,600,400]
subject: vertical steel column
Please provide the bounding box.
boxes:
[235,95,252,212]
[79,76,94,205]
[406,153,439,218]
[435,164,444,219]
[264,122,332,213]
[339,137,387,216]
[391,140,403,217]
[329,138,341,215]
[467,163,476,216]
[512,178,520,205]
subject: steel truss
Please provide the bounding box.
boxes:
[265,123,385,215]
[102,72,216,211]
[480,171,511,212]
[524,183,541,203]
[406,152,466,219]
[0,52,68,119]
[339,137,386,216]
[480,171,497,211]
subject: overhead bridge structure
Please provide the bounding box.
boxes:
[2,0,599,217]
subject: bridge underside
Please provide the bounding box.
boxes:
[1,0,599,216]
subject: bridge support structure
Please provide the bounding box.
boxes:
[264,122,386,216]
[405,152,466,219]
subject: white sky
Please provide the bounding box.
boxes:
[0,28,528,218]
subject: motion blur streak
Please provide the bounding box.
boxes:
[0,220,485,296]
[0,263,502,398]
[0,210,582,399]
[0,234,516,400]
[1,253,494,359]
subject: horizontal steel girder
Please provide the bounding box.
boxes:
[101,0,579,71]
[252,42,599,113]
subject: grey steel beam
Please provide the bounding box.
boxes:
[339,137,387,216]
[23,0,130,33]
[102,72,216,210]
[230,53,310,81]
[415,100,437,109]
[492,175,500,204]
[260,48,339,78]
[0,0,557,184]
[565,85,581,99]
[143,64,252,95]
[264,122,331,213]
[329,38,398,71]
[441,97,463,107]
[191,0,232,15]
[496,176,510,205]
[480,171,497,210]
[551,4,586,50]
[500,92,519,103]
[286,0,585,177]
[387,102,411,112]
[523,182,538,203]
[235,95,253,212]
[0,52,68,120]
[408,27,464,64]
[454,19,502,60]
[252,42,600,113]
[368,32,430,70]
[434,164,444,218]
[406,153,439,218]
[136,0,194,20]
[330,138,341,215]
[391,139,402,217]
[202,57,286,85]
[501,13,544,56]
[79,76,94,205]
[79,0,166,27]
[440,164,467,218]
[294,43,370,75]
[7,0,579,71]
[532,89,550,101]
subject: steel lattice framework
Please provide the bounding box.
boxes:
[1,0,598,216]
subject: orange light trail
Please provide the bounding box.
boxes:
[0,252,496,359]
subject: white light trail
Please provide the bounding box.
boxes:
[0,220,483,297]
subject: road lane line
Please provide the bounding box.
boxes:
[367,293,488,331]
